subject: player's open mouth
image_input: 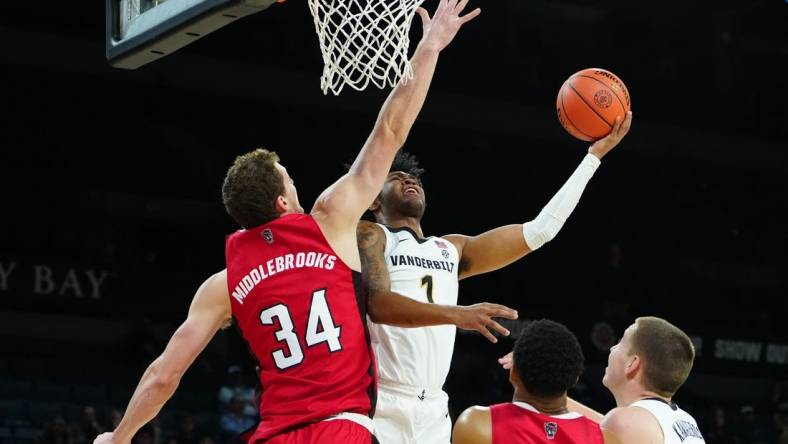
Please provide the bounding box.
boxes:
[404,188,419,196]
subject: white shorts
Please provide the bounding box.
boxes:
[373,379,451,444]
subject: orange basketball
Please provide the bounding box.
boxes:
[556,68,631,142]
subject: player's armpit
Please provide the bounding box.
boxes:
[444,224,532,281]
[452,406,492,444]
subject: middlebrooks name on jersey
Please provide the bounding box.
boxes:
[231,251,338,304]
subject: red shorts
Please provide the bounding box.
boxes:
[263,419,377,444]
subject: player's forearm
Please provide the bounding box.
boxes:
[375,43,439,147]
[368,290,456,327]
[114,361,179,442]
[567,397,605,423]
[345,44,439,198]
[522,154,600,250]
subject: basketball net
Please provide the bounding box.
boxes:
[308,0,424,95]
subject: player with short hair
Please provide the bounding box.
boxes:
[358,113,633,443]
[500,316,705,444]
[91,2,500,443]
[452,319,607,444]
[595,316,704,443]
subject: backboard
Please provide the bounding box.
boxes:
[106,0,278,69]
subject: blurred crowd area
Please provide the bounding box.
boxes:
[1,365,787,444]
[1,336,787,444]
[0,363,258,444]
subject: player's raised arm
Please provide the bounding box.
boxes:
[444,112,632,280]
[312,0,480,229]
[359,221,517,342]
[93,271,231,444]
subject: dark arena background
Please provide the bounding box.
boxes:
[1,0,787,443]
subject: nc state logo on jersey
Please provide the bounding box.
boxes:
[544,422,558,440]
[261,229,274,244]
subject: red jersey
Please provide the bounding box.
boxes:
[226,214,377,442]
[490,402,603,444]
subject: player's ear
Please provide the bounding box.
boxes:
[275,195,289,214]
[624,355,641,380]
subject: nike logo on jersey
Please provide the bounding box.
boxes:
[389,255,455,273]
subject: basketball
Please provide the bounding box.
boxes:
[556,68,631,142]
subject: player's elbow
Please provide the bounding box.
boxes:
[522,218,562,251]
[366,293,387,324]
[367,303,382,323]
[367,292,416,326]
[147,361,182,394]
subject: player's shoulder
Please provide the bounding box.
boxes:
[459,404,491,419]
[357,219,384,235]
[356,220,386,248]
[453,406,492,444]
[437,233,468,258]
[206,269,228,290]
[601,406,662,443]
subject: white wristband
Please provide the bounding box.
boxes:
[522,154,601,250]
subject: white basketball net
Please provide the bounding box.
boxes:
[308,0,424,95]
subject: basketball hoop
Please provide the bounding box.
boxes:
[308,0,424,95]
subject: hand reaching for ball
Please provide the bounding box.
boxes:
[588,111,633,160]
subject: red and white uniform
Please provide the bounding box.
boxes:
[226,214,377,443]
[490,402,604,444]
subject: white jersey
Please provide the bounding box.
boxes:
[367,225,460,389]
[630,398,705,444]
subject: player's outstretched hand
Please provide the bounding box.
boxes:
[93,432,115,444]
[416,0,481,53]
[498,351,513,370]
[453,303,517,343]
[588,111,633,160]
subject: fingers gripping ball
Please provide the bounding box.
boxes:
[557,68,631,141]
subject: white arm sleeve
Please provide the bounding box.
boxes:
[522,154,601,250]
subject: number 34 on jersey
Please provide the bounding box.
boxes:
[260,289,343,370]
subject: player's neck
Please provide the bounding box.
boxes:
[616,385,672,407]
[378,215,424,238]
[513,390,569,415]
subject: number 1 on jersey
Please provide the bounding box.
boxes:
[260,289,343,370]
[421,275,434,303]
